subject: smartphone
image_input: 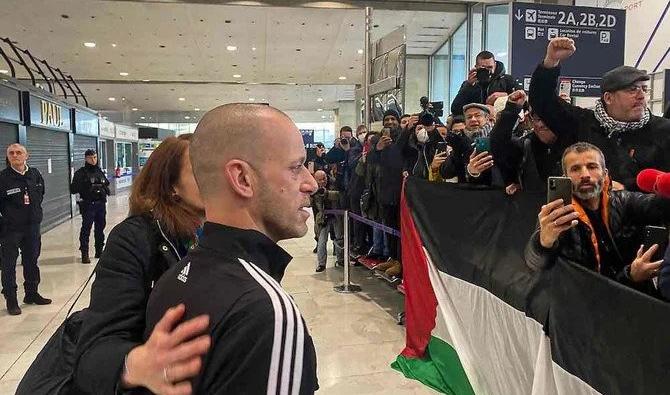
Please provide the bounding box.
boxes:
[474,137,490,153]
[476,68,490,83]
[381,127,391,138]
[642,225,669,262]
[559,79,572,97]
[436,141,449,155]
[547,176,573,204]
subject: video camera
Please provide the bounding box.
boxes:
[419,96,444,126]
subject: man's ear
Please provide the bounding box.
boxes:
[224,159,255,199]
[602,92,613,106]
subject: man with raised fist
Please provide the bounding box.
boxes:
[529,37,670,191]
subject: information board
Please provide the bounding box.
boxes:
[511,3,626,97]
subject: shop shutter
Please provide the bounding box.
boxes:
[26,127,71,231]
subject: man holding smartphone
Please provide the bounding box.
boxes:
[450,51,515,116]
[525,142,670,297]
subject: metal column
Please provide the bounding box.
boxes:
[363,6,372,130]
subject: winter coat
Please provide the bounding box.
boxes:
[525,181,670,297]
[450,60,516,116]
[529,63,670,191]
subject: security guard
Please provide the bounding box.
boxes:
[0,143,51,316]
[70,149,110,264]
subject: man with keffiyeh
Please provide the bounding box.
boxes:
[529,37,670,191]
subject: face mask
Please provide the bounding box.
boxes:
[416,127,429,143]
[358,134,366,144]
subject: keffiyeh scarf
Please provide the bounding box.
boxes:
[594,99,650,137]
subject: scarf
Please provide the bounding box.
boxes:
[464,122,493,140]
[594,99,651,137]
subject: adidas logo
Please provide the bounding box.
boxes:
[177,262,191,283]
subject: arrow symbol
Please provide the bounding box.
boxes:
[515,9,523,21]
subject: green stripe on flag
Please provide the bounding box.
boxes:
[392,336,475,395]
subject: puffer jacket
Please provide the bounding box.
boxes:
[450,60,516,116]
[525,180,670,296]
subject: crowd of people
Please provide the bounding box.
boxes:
[4,36,670,395]
[306,37,670,301]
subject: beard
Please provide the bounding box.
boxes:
[256,182,309,242]
[573,178,604,201]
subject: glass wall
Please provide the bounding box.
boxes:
[485,4,510,69]
[98,140,107,175]
[450,21,468,105]
[470,3,484,67]
[295,122,336,148]
[430,40,450,105]
[135,122,198,134]
[115,142,133,174]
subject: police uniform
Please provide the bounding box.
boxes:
[145,222,319,394]
[70,155,110,262]
[0,165,46,303]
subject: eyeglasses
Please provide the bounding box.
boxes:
[623,84,649,94]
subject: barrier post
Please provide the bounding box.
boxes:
[334,210,362,293]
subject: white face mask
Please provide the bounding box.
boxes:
[416,127,429,143]
[358,134,366,144]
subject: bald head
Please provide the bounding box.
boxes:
[190,103,295,198]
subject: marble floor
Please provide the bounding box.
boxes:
[0,193,436,394]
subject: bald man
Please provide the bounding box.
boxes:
[144,104,319,394]
[0,144,51,316]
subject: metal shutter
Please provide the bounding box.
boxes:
[0,122,19,154]
[26,127,71,232]
[72,134,97,170]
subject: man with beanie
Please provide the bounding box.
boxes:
[367,109,409,277]
[0,144,50,315]
[71,149,110,263]
[529,37,670,190]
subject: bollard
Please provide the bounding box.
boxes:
[334,210,362,293]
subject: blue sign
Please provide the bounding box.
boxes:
[510,3,626,97]
[74,109,99,136]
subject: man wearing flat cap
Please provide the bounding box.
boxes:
[528,37,670,191]
[71,148,110,263]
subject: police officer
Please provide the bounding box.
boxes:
[70,149,110,264]
[0,144,51,316]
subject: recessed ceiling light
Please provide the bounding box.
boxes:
[357,49,364,54]
[0,70,8,74]
[321,115,326,119]
[121,97,126,101]
[140,116,146,119]
[119,72,129,76]
[131,108,138,111]
[178,97,186,101]
[112,43,117,48]
[84,42,96,48]
[194,108,200,111]
[317,108,323,112]
[142,79,150,82]
[233,74,242,78]
[317,98,323,102]
[108,97,116,101]
[249,98,255,101]
[252,47,257,51]
[184,116,191,120]
[338,76,347,80]
[226,45,237,51]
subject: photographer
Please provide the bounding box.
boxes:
[450,51,515,116]
[439,104,495,186]
[525,143,670,296]
[70,149,110,264]
[311,170,342,272]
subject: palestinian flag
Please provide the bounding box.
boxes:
[392,177,670,394]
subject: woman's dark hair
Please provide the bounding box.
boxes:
[129,134,201,238]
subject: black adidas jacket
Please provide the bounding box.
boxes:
[0,165,44,228]
[144,222,318,395]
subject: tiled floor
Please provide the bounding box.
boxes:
[0,193,436,394]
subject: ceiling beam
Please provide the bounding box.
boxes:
[102,0,468,13]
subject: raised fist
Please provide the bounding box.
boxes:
[544,38,576,68]
[508,90,527,107]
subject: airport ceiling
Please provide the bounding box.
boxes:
[0,0,473,124]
